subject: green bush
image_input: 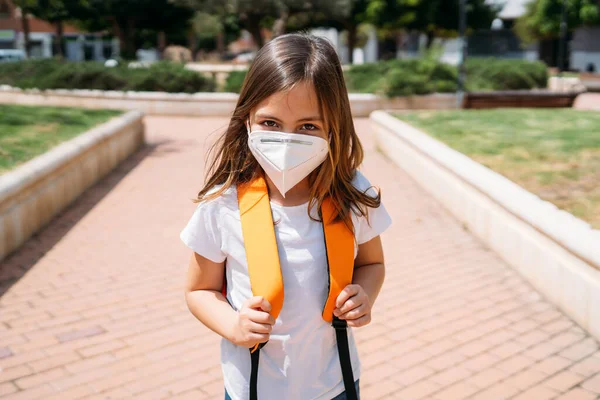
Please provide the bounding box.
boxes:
[466,58,548,91]
[0,59,216,93]
[345,57,547,97]
[224,70,248,93]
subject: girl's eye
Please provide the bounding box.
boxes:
[301,124,318,131]
[261,120,279,128]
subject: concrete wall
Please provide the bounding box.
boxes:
[0,86,459,117]
[0,111,144,262]
[371,110,600,341]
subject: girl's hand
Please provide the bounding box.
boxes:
[232,296,276,348]
[333,284,371,328]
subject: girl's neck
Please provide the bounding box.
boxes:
[265,175,310,207]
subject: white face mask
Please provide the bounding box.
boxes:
[247,121,329,197]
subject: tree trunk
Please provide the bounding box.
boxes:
[110,17,126,59]
[347,24,357,64]
[426,31,435,49]
[187,28,197,60]
[157,31,167,59]
[21,9,30,58]
[395,30,403,58]
[216,31,224,57]
[124,17,136,60]
[272,10,289,37]
[54,21,64,58]
[246,19,264,49]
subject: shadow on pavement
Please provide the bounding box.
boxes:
[0,139,177,298]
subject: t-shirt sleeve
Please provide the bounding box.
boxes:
[179,200,227,263]
[352,170,393,245]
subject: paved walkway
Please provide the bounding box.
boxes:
[1,116,599,400]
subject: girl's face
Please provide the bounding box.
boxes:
[248,81,327,141]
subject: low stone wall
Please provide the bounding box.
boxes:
[0,111,145,262]
[0,86,457,117]
[463,90,580,109]
[371,110,600,341]
[0,86,240,117]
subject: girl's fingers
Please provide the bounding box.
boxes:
[249,321,273,334]
[246,296,272,313]
[335,297,361,316]
[339,304,368,321]
[247,308,276,325]
[346,314,371,328]
[335,285,360,309]
[249,332,270,343]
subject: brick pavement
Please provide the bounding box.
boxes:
[0,116,599,400]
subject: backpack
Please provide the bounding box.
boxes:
[234,175,358,400]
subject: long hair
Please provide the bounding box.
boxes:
[195,32,381,229]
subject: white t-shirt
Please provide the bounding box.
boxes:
[180,170,392,400]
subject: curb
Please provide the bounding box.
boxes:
[0,110,145,262]
[0,86,458,118]
[370,110,600,340]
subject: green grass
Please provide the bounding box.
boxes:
[0,104,122,174]
[395,109,600,228]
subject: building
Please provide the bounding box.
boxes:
[0,0,118,61]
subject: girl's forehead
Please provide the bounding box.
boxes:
[253,82,321,120]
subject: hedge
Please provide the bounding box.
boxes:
[0,58,216,93]
[345,58,548,96]
[0,57,547,97]
[221,58,548,96]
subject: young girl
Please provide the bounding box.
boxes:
[180,33,392,400]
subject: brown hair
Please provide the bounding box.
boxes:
[195,32,380,229]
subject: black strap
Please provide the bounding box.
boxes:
[249,342,266,400]
[333,316,358,400]
[249,349,260,400]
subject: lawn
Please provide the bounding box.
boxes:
[0,104,122,174]
[395,109,600,229]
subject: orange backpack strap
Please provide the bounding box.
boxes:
[321,197,355,322]
[321,197,358,400]
[237,179,357,400]
[237,176,285,328]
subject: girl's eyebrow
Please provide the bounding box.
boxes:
[255,113,322,123]
[297,116,322,122]
[255,113,282,122]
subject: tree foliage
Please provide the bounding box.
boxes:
[367,0,499,46]
[72,0,195,59]
[515,0,600,43]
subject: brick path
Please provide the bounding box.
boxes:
[1,116,599,400]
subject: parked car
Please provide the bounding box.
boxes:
[0,49,26,63]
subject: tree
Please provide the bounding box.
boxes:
[76,0,195,59]
[284,0,383,64]
[27,0,87,58]
[412,0,499,48]
[318,0,372,64]
[13,0,36,57]
[368,0,499,49]
[172,0,280,49]
[515,0,600,44]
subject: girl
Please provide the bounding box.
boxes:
[180,33,392,400]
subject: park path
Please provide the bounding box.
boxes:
[0,116,599,400]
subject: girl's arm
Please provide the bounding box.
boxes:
[334,235,386,327]
[184,252,274,347]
